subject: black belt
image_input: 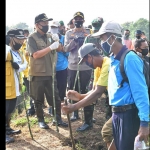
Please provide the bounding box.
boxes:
[112,103,136,113]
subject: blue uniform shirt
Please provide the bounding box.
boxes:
[108,45,149,124]
[56,34,69,71]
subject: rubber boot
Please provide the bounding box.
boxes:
[35,104,49,129]
[27,98,35,116]
[6,134,14,144]
[70,110,80,122]
[6,114,21,135]
[76,104,94,132]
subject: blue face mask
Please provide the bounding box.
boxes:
[85,56,95,69]
[101,35,117,56]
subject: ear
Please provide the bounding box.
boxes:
[135,47,141,53]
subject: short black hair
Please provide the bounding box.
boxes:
[88,25,92,29]
[23,29,29,34]
[134,38,146,49]
[125,29,130,33]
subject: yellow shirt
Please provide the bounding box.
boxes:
[93,57,110,86]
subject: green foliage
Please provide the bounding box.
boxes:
[121,18,149,40]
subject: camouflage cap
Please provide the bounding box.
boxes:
[92,17,104,31]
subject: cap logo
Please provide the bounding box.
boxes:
[77,12,80,15]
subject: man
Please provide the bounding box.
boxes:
[27,13,68,129]
[59,20,66,35]
[131,29,142,50]
[122,29,132,49]
[6,29,27,143]
[64,11,92,131]
[48,21,69,115]
[92,20,149,150]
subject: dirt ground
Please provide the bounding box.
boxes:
[6,95,109,150]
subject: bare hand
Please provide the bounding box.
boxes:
[66,90,80,101]
[138,126,149,142]
[56,43,63,52]
[61,102,75,114]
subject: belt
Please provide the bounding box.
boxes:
[112,103,136,113]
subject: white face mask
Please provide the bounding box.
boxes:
[50,27,59,34]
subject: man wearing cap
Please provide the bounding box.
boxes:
[91,20,149,150]
[6,28,28,144]
[27,13,68,129]
[48,21,69,114]
[64,11,92,129]
[59,20,66,35]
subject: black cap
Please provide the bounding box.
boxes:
[35,13,53,24]
[135,30,142,34]
[7,28,26,39]
[73,12,84,19]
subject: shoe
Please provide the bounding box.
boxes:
[6,135,14,144]
[6,127,21,135]
[70,116,80,122]
[92,118,96,123]
[38,122,49,129]
[52,119,68,127]
[26,109,35,116]
[76,123,93,132]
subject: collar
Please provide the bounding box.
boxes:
[36,30,47,38]
[114,45,128,61]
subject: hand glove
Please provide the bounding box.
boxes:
[51,33,59,41]
[11,61,20,69]
[49,41,59,50]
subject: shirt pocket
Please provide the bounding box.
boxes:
[34,58,46,73]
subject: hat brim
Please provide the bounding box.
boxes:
[42,18,53,22]
[50,24,59,27]
[91,31,106,37]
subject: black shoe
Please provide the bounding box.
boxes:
[6,135,14,144]
[6,127,21,135]
[92,118,96,123]
[76,123,93,132]
[38,122,49,129]
[52,120,68,127]
[70,116,80,122]
[27,109,35,116]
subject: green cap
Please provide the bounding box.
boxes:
[92,17,104,31]
[59,20,64,26]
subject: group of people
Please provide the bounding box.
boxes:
[6,11,149,150]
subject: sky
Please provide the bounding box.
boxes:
[6,0,149,28]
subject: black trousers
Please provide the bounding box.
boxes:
[67,69,92,94]
[30,76,61,122]
[6,98,17,115]
[23,77,34,109]
[56,68,67,101]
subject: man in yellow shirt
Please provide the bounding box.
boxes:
[61,43,116,149]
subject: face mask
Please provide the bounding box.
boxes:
[39,24,49,33]
[125,34,129,38]
[101,35,117,56]
[13,43,22,50]
[85,56,95,69]
[50,28,59,34]
[74,21,83,28]
[140,49,148,56]
[136,35,141,39]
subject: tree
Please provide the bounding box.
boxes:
[121,18,149,40]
